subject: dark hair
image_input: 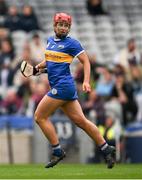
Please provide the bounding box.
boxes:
[32,33,40,38]
[113,64,125,77]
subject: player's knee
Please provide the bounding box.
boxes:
[34,112,39,124]
[34,110,48,124]
[34,111,42,124]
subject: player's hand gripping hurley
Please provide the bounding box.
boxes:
[20,60,47,77]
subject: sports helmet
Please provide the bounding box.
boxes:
[54,12,72,26]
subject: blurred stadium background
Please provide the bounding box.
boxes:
[0,0,142,166]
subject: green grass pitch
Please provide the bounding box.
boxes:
[0,164,142,179]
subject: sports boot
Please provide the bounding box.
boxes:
[103,146,116,169]
[45,149,66,168]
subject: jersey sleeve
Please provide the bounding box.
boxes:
[69,39,84,57]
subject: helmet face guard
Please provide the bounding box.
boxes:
[54,12,72,26]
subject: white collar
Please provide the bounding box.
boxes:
[54,37,61,41]
[53,35,70,41]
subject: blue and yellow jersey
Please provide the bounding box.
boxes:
[45,36,84,100]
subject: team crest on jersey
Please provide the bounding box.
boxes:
[58,45,64,49]
[51,88,57,95]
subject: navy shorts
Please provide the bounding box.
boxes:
[47,84,78,101]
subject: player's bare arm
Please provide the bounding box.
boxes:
[36,60,46,70]
[77,52,91,93]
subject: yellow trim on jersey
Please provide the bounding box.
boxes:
[45,50,73,63]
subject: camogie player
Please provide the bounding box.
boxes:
[33,12,115,168]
